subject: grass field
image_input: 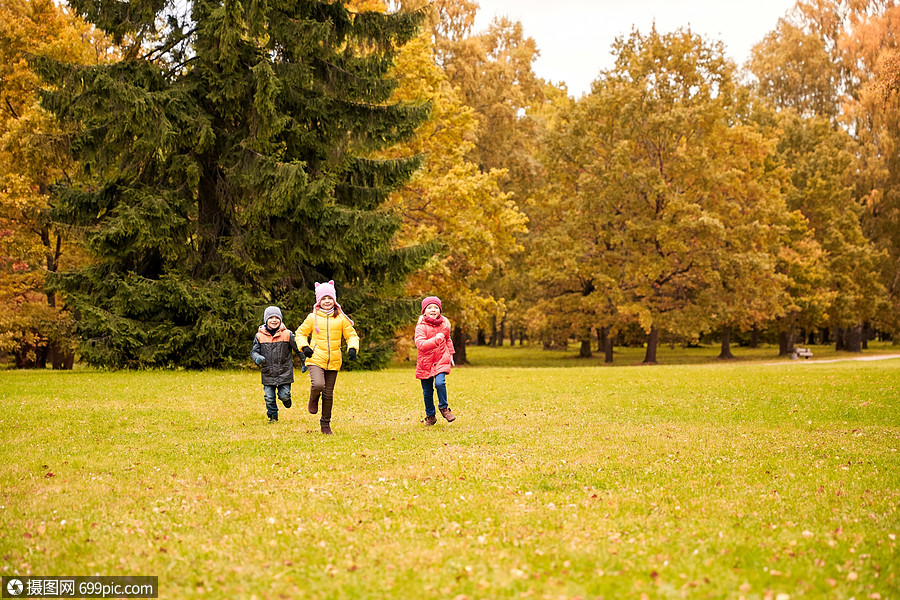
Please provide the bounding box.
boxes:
[1,347,899,599]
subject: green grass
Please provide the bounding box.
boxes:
[1,354,899,599]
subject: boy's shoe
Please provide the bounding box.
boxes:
[439,407,456,422]
[320,424,333,435]
[282,397,292,409]
[424,414,437,426]
[268,416,278,424]
[308,397,318,414]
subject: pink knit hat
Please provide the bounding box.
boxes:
[315,280,337,306]
[313,280,353,332]
[421,296,442,314]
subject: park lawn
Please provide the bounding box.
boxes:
[1,357,898,599]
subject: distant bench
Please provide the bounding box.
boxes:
[791,347,813,359]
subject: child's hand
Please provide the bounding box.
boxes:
[348,348,357,361]
[434,332,445,342]
[254,356,266,366]
[302,346,314,358]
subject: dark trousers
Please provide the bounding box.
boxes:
[308,365,339,425]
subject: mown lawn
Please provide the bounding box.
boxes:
[1,353,898,599]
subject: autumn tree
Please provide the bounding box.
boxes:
[426,0,544,351]
[350,0,528,365]
[531,28,796,364]
[0,0,109,367]
[36,0,432,368]
[839,1,900,341]
[749,0,891,350]
[524,82,621,360]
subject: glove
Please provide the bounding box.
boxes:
[348,348,357,361]
[434,332,445,342]
[254,356,266,366]
[302,346,314,358]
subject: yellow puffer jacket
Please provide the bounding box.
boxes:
[297,309,360,371]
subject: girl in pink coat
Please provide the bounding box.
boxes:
[414,296,456,425]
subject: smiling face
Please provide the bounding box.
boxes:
[424,303,441,319]
[319,296,335,311]
[266,316,281,330]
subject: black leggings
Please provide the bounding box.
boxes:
[308,365,339,424]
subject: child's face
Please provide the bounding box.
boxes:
[424,303,441,319]
[266,316,281,329]
[319,296,335,311]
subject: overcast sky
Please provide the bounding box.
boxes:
[471,0,798,97]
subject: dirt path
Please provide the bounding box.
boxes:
[765,353,900,365]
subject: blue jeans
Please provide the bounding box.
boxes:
[263,384,292,419]
[421,372,448,416]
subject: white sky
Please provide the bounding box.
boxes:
[472,0,798,97]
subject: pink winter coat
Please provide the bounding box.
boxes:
[414,315,455,380]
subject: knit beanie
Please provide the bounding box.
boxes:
[421,296,442,314]
[313,280,353,332]
[315,281,336,306]
[264,306,283,322]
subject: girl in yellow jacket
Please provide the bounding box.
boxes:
[297,280,360,434]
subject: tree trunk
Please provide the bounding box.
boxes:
[642,326,659,364]
[509,328,516,347]
[489,316,498,347]
[41,226,62,308]
[476,329,486,346]
[452,325,468,365]
[835,327,846,351]
[821,327,830,344]
[718,325,735,360]
[49,345,74,370]
[197,165,226,272]
[843,324,862,352]
[542,332,553,350]
[778,329,794,356]
[579,330,592,358]
[602,326,614,363]
[750,325,759,349]
[498,319,506,348]
[862,322,872,350]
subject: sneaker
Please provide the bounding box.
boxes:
[424,414,437,426]
[320,424,333,435]
[268,416,278,424]
[282,397,292,409]
[439,407,456,422]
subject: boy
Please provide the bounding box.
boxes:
[250,306,304,423]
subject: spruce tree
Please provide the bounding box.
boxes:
[33,0,432,368]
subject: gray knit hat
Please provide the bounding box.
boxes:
[263,306,283,322]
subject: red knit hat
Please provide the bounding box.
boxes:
[421,296,442,314]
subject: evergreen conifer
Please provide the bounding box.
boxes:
[33,0,432,367]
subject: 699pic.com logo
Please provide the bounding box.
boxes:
[2,576,157,598]
[5,579,23,597]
